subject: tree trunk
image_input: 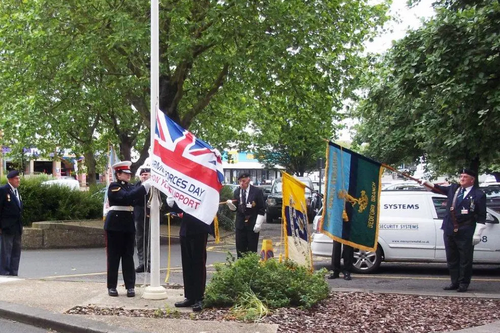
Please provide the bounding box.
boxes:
[84,151,97,186]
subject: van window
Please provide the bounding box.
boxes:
[432,197,447,219]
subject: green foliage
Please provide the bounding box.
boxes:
[217,185,236,231]
[16,177,103,225]
[0,0,390,179]
[229,291,269,322]
[204,253,329,313]
[355,2,500,176]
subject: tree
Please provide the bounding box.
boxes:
[354,1,500,180]
[0,0,389,179]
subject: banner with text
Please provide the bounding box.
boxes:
[321,141,384,252]
[151,109,224,225]
[282,172,313,269]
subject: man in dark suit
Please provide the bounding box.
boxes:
[421,169,487,292]
[104,161,152,297]
[166,197,213,312]
[0,170,23,276]
[226,172,266,258]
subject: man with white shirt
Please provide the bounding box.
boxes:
[0,170,23,276]
[226,172,265,258]
[421,169,486,292]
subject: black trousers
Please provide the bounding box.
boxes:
[235,227,259,258]
[444,228,475,286]
[0,230,22,276]
[135,212,150,268]
[106,230,136,289]
[331,241,354,273]
[180,233,208,301]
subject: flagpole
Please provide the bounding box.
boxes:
[143,0,167,300]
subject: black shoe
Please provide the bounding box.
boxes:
[135,265,145,273]
[108,288,118,297]
[457,284,468,293]
[175,298,195,307]
[443,284,459,291]
[343,272,352,281]
[192,300,203,312]
[127,288,135,297]
[328,271,340,279]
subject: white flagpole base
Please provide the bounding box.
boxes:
[143,285,168,300]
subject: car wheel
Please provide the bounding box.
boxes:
[351,246,382,274]
[266,214,275,224]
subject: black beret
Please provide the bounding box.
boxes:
[460,168,477,178]
[7,170,20,179]
[238,172,250,180]
[139,168,151,175]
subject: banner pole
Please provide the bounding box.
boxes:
[143,0,167,300]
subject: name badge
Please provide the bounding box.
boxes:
[461,209,468,215]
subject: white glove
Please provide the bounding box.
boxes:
[419,179,434,189]
[473,223,487,246]
[142,179,153,192]
[166,196,175,208]
[253,214,265,233]
[226,199,236,211]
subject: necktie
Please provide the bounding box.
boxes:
[13,189,18,198]
[458,188,464,199]
[239,189,246,213]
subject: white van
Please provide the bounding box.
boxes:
[311,190,500,273]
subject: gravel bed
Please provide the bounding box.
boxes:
[67,292,500,333]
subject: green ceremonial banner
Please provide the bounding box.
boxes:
[321,141,384,252]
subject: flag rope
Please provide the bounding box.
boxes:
[164,212,172,283]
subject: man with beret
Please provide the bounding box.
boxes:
[226,172,266,258]
[134,167,151,273]
[421,169,486,292]
[104,161,152,297]
[0,170,23,276]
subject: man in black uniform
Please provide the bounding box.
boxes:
[167,196,213,312]
[134,167,151,273]
[104,161,152,297]
[421,169,487,292]
[0,170,23,276]
[226,172,265,258]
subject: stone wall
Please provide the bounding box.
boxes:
[22,221,105,249]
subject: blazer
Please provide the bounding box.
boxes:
[104,180,146,233]
[0,184,23,235]
[434,183,487,236]
[167,203,213,237]
[233,185,265,230]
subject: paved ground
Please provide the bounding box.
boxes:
[1,221,500,332]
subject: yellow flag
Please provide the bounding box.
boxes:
[282,172,313,270]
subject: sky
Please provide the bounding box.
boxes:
[339,0,435,141]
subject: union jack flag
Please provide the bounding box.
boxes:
[151,109,224,225]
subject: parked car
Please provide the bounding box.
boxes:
[41,177,80,190]
[312,190,500,274]
[266,176,314,223]
[256,184,272,202]
[481,185,500,213]
[382,181,423,191]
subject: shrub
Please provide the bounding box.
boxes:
[4,176,104,225]
[204,253,329,314]
[217,185,236,231]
